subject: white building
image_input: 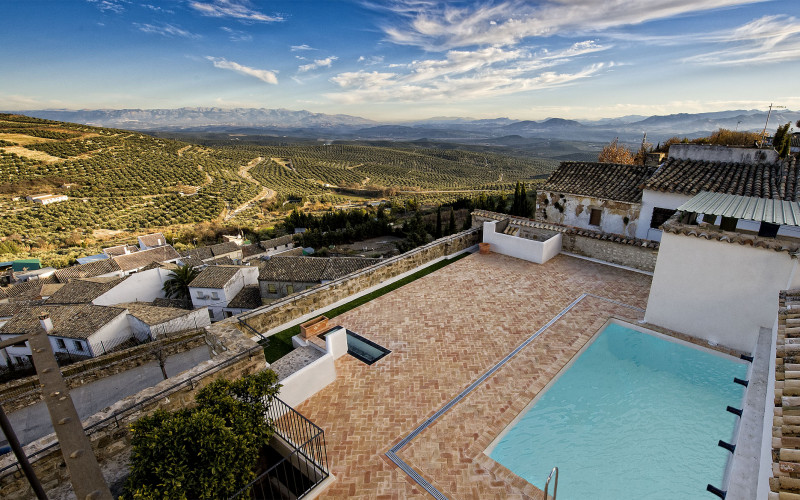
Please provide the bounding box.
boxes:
[137,233,168,250]
[644,191,800,352]
[635,144,798,241]
[188,266,259,321]
[26,193,68,205]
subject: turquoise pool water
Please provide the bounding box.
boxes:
[488,322,747,499]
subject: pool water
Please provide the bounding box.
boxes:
[487,323,747,499]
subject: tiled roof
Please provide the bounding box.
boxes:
[208,256,235,266]
[54,259,121,282]
[0,304,127,340]
[152,297,193,309]
[189,266,241,289]
[260,234,294,250]
[181,246,214,261]
[0,286,7,300]
[102,244,139,257]
[774,290,800,498]
[541,161,656,203]
[45,277,126,305]
[117,302,198,325]
[643,156,800,200]
[5,278,63,301]
[178,255,206,269]
[661,213,800,255]
[258,257,330,282]
[138,233,167,248]
[210,241,240,256]
[0,301,32,318]
[112,245,180,272]
[241,243,262,258]
[321,257,381,280]
[226,285,262,309]
[258,257,380,283]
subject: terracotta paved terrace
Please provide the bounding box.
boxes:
[294,252,653,499]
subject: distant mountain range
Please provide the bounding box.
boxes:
[10,107,800,145]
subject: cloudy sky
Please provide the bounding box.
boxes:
[2,0,799,121]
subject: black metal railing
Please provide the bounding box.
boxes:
[229,396,329,500]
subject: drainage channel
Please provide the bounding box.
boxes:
[385,293,645,499]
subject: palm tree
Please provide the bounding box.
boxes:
[162,264,200,301]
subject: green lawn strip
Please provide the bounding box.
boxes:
[262,252,469,363]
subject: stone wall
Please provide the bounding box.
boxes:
[0,322,266,499]
[0,330,208,412]
[472,210,658,272]
[239,229,480,334]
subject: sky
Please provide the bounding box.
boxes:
[1,0,799,121]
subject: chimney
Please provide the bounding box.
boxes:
[39,313,54,333]
[124,246,130,255]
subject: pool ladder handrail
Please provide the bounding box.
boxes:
[544,466,558,499]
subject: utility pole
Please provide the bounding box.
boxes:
[760,103,786,147]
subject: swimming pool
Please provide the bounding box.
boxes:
[486,322,747,499]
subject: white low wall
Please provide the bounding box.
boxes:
[644,230,799,353]
[278,350,336,409]
[483,221,562,264]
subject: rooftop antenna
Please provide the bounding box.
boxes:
[759,103,786,147]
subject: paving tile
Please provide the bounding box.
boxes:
[294,252,652,499]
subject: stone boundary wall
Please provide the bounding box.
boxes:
[472,209,658,272]
[0,330,207,412]
[0,323,266,499]
[238,229,480,334]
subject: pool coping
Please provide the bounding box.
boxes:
[384,293,646,499]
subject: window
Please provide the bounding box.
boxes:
[196,291,204,298]
[589,208,602,226]
[56,338,66,349]
[650,207,677,229]
[268,284,277,294]
[74,341,85,352]
[224,311,233,318]
[208,310,214,320]
[287,284,294,295]
[211,291,219,300]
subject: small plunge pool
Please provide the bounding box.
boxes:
[486,322,747,499]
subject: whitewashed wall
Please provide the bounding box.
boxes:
[93,267,172,305]
[277,350,336,408]
[636,190,691,241]
[644,231,799,352]
[482,221,562,264]
[539,193,639,237]
[189,267,259,321]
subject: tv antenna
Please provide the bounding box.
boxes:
[759,103,786,147]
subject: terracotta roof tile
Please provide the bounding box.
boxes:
[258,256,380,283]
[181,246,214,261]
[112,245,180,272]
[102,244,139,257]
[45,277,126,304]
[644,156,799,200]
[0,304,127,340]
[226,285,262,309]
[542,161,656,203]
[210,241,240,256]
[6,278,63,300]
[259,234,294,250]
[189,266,242,289]
[54,259,122,282]
[117,302,199,325]
[137,233,167,248]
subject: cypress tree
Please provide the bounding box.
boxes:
[448,207,456,235]
[435,206,443,238]
[519,183,529,217]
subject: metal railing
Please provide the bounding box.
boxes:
[229,396,329,500]
[544,467,558,499]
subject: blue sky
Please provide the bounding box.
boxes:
[1,0,799,121]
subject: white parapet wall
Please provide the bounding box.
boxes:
[280,328,348,408]
[482,220,562,264]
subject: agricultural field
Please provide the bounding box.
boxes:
[0,113,555,265]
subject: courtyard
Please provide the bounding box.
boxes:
[293,251,653,499]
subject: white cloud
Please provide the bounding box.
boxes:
[291,44,316,51]
[221,27,253,42]
[142,4,174,14]
[87,0,128,13]
[683,15,800,65]
[206,56,278,84]
[376,0,766,50]
[298,56,338,73]
[189,0,283,22]
[326,40,611,104]
[134,23,200,39]
[358,55,385,65]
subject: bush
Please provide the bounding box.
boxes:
[123,370,281,500]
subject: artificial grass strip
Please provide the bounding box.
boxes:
[262,252,469,363]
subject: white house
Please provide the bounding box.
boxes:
[119,302,211,341]
[535,161,656,238]
[188,265,259,321]
[112,245,181,276]
[137,233,168,250]
[635,144,797,241]
[0,304,133,366]
[644,191,800,353]
[26,193,68,205]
